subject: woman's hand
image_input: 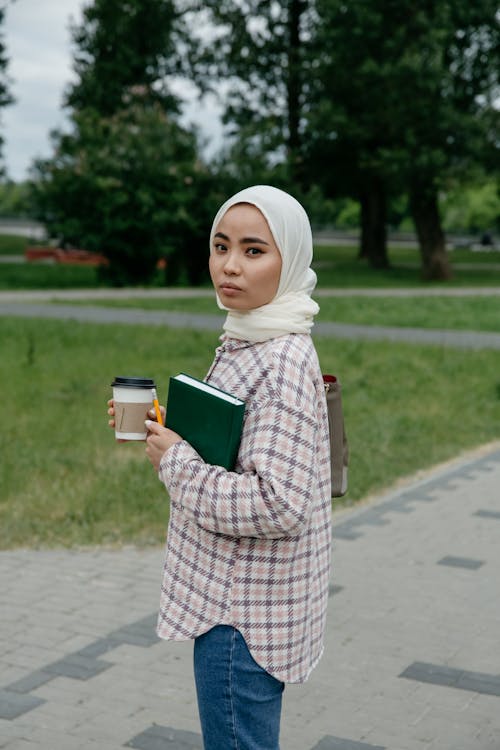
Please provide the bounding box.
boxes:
[107,399,166,426]
[148,402,166,425]
[107,399,167,443]
[107,398,116,429]
[107,398,126,442]
[145,420,183,472]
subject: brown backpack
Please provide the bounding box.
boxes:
[323,375,349,497]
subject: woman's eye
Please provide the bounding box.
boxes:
[246,247,263,256]
[214,243,227,253]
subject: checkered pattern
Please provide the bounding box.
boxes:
[157,334,332,683]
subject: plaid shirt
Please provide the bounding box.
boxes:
[157,333,332,683]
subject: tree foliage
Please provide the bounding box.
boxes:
[305,0,500,278]
[31,102,214,285]
[30,0,217,286]
[183,0,315,187]
[26,0,500,286]
[65,0,181,115]
[185,0,500,280]
[441,178,500,234]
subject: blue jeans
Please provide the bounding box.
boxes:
[193,625,284,750]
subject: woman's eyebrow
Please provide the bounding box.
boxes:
[241,236,269,245]
[214,231,270,246]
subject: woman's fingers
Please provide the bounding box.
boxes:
[107,399,115,427]
[147,405,166,421]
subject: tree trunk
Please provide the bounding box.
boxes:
[359,178,389,268]
[410,182,452,281]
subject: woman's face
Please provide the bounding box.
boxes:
[209,203,282,311]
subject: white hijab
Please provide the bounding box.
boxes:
[209,185,319,343]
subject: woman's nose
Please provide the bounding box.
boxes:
[223,252,241,274]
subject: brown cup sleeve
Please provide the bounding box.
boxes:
[114,402,152,433]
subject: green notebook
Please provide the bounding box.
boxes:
[165,373,245,470]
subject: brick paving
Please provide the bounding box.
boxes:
[1,443,500,749]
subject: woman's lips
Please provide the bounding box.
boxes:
[220,283,242,294]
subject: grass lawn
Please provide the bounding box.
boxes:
[0,234,27,255]
[0,261,102,289]
[316,295,500,331]
[1,316,500,550]
[312,245,500,287]
[0,318,219,550]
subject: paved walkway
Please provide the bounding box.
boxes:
[1,293,500,350]
[1,442,500,750]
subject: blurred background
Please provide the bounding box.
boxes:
[0,0,498,287]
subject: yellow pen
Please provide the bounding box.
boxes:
[152,387,163,426]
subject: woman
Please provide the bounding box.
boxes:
[111,185,332,750]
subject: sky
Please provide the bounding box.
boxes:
[2,0,223,182]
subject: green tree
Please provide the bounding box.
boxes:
[186,1,402,267]
[192,1,499,279]
[304,1,400,269]
[65,0,181,115]
[306,0,500,279]
[441,179,500,234]
[31,0,216,285]
[31,102,213,285]
[184,0,313,189]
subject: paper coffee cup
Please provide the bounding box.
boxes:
[111,376,156,441]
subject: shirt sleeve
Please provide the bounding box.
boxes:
[158,396,319,539]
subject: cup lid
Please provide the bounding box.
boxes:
[111,376,156,388]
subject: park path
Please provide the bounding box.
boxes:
[1,442,500,749]
[0,286,499,349]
